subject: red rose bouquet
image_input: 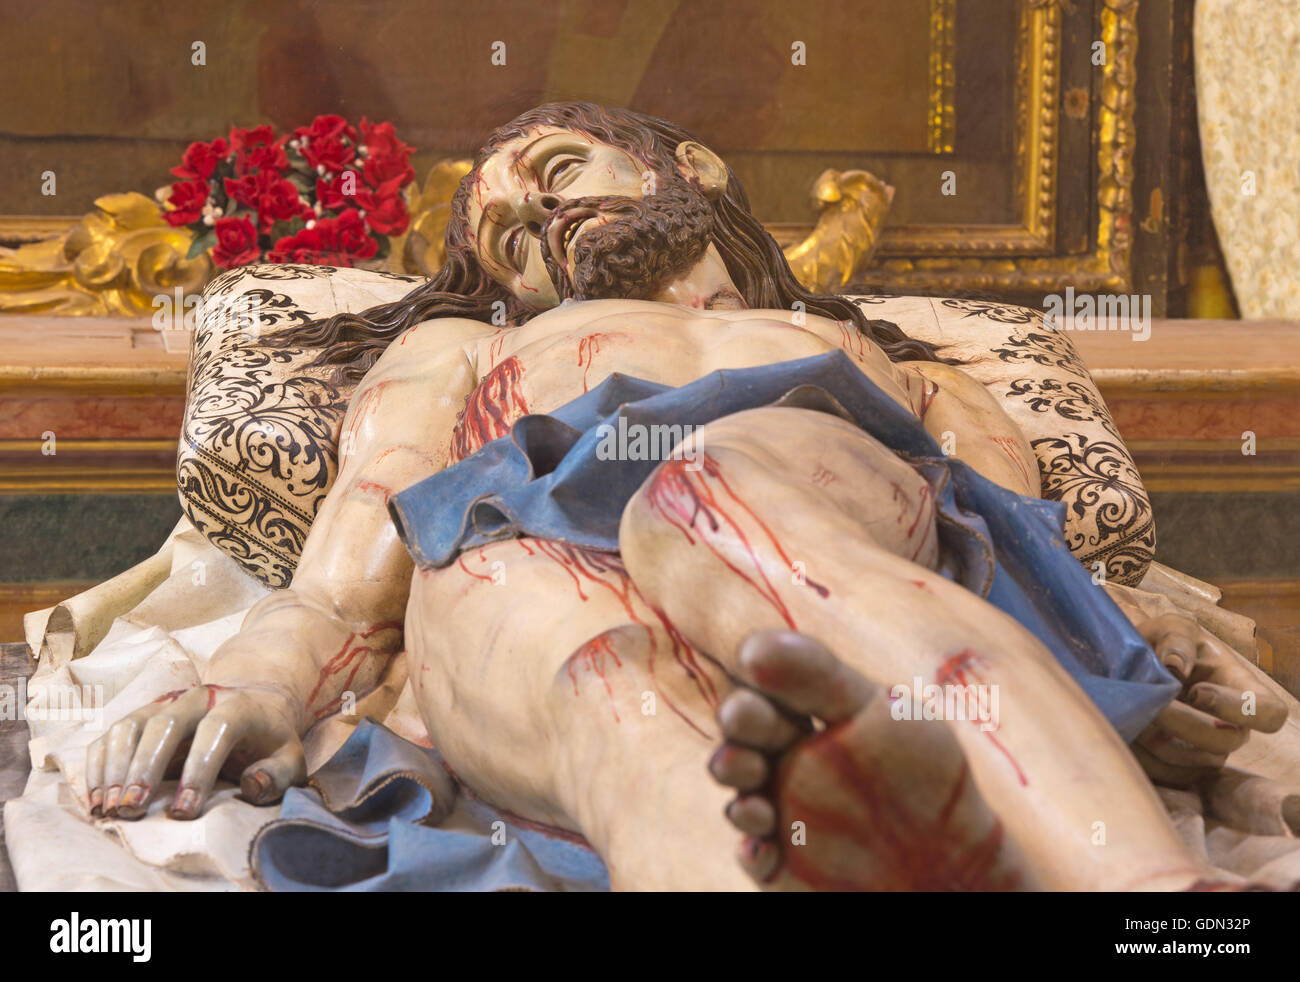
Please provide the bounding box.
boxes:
[160,116,417,270]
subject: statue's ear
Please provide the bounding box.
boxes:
[673,141,727,198]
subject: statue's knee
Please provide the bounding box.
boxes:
[620,405,927,556]
[549,625,653,710]
[621,441,729,553]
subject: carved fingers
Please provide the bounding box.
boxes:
[115,692,212,818]
[1140,612,1287,733]
[86,684,305,821]
[1132,612,1288,786]
[1153,700,1250,757]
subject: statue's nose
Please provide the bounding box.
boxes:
[515,192,561,237]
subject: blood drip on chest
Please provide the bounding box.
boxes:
[834,320,868,360]
[449,355,530,464]
[988,434,1036,491]
[576,333,608,393]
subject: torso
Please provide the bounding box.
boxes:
[378,300,1035,829]
[400,302,929,828]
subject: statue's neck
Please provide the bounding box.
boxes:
[653,244,747,310]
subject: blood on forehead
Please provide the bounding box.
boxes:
[465,143,540,258]
[471,128,563,210]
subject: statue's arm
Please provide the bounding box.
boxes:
[86,318,491,820]
[898,360,1041,498]
[204,334,480,721]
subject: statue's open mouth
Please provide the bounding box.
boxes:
[546,206,600,273]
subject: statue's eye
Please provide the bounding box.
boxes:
[506,228,524,270]
[545,156,581,189]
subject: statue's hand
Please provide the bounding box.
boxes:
[1131,612,1287,787]
[85,682,306,820]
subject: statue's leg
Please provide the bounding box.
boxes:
[619,406,1208,891]
[405,538,755,891]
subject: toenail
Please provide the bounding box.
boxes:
[710,746,748,781]
[708,746,732,773]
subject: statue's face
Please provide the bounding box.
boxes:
[465,124,714,310]
[466,125,645,309]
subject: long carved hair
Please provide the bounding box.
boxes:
[267,102,944,384]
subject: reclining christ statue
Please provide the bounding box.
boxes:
[84,102,1291,891]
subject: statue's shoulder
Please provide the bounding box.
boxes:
[405,314,501,348]
[371,315,500,372]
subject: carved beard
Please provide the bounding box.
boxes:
[540,174,715,302]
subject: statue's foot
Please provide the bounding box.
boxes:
[709,629,1033,891]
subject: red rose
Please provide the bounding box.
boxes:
[171,138,229,181]
[362,153,416,189]
[364,155,415,189]
[223,169,279,210]
[315,171,357,211]
[256,178,306,233]
[237,142,289,176]
[268,223,339,265]
[267,209,376,266]
[360,119,412,164]
[267,227,323,264]
[356,176,409,235]
[304,135,355,174]
[296,114,356,146]
[163,179,209,226]
[228,125,277,155]
[332,209,377,258]
[359,118,415,189]
[295,114,357,174]
[211,216,261,270]
[360,196,408,236]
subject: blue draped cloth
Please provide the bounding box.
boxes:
[251,719,608,891]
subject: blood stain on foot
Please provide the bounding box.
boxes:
[778,725,1020,891]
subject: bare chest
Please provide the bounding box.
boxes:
[447,304,905,464]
